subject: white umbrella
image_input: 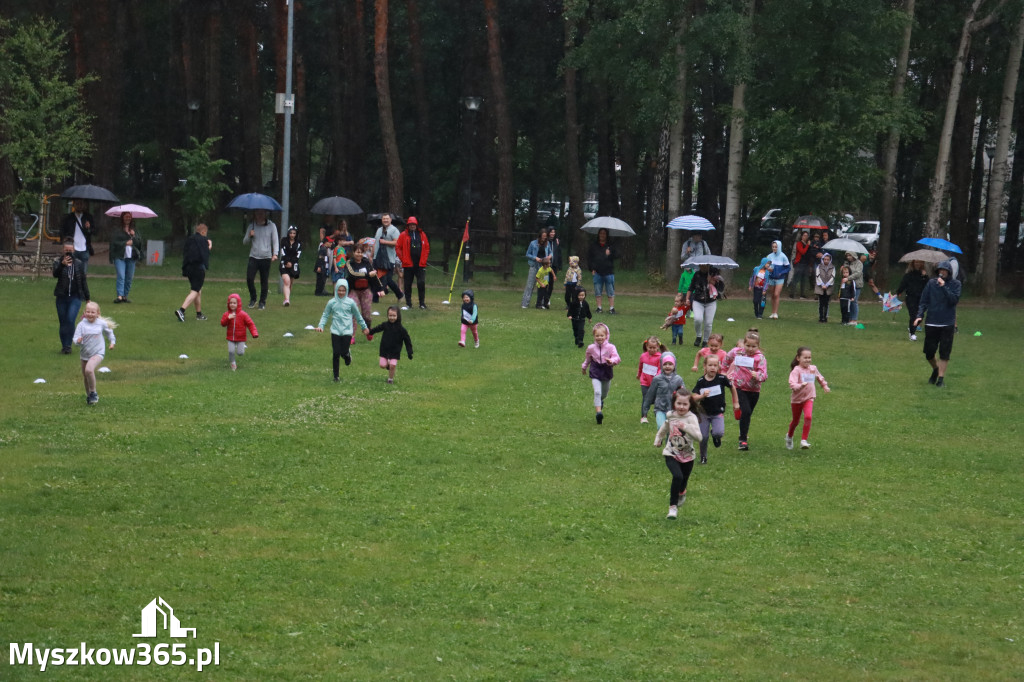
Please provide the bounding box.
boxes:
[105,203,158,219]
[821,238,868,254]
[682,254,739,269]
[580,216,635,237]
[667,215,715,231]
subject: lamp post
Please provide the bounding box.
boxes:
[462,96,482,282]
[187,99,200,140]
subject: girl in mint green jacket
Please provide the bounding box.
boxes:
[316,279,371,381]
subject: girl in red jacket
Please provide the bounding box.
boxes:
[221,293,259,370]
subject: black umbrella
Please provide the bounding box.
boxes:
[366,212,405,226]
[311,196,363,216]
[60,184,119,202]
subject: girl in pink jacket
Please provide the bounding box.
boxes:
[785,346,830,450]
[722,328,768,451]
[581,322,620,425]
[637,335,665,424]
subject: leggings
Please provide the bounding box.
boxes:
[81,355,102,394]
[640,385,650,416]
[591,378,610,409]
[736,389,760,441]
[664,457,694,506]
[817,293,830,321]
[698,413,724,457]
[460,323,479,344]
[788,400,814,440]
[692,300,717,344]
[227,341,247,364]
[331,333,353,378]
[905,294,920,334]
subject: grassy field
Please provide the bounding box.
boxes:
[2,242,1022,680]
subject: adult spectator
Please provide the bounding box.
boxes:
[788,231,812,299]
[53,240,90,354]
[913,260,962,388]
[242,208,279,309]
[396,216,430,309]
[843,251,863,322]
[520,228,552,308]
[109,211,145,304]
[548,227,562,282]
[59,199,95,272]
[588,228,618,314]
[686,264,723,348]
[373,213,404,301]
[680,232,712,262]
[175,223,211,322]
[764,239,790,319]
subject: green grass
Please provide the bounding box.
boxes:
[1,250,1022,680]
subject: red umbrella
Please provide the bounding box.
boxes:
[792,215,828,229]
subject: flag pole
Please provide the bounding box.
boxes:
[445,219,470,304]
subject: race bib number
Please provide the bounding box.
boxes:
[801,373,816,384]
[735,355,755,369]
[703,384,722,397]
[642,363,658,376]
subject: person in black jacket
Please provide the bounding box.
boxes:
[53,240,90,354]
[567,287,592,348]
[368,305,413,384]
[175,223,211,322]
[587,228,618,313]
[895,260,929,341]
[59,199,95,271]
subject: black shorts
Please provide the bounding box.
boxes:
[185,266,206,292]
[923,325,954,361]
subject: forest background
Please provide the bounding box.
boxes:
[0,0,1023,294]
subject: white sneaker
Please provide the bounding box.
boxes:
[666,505,678,519]
[785,435,794,450]
[640,416,649,424]
[800,440,810,449]
[909,333,917,341]
[769,313,779,319]
[474,341,479,348]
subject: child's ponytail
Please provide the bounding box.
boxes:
[791,346,811,370]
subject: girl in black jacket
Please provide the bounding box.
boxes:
[368,306,413,384]
[896,260,929,341]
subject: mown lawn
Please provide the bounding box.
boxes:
[1,249,1021,680]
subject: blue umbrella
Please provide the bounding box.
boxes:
[227,193,283,211]
[667,215,715,231]
[917,237,962,254]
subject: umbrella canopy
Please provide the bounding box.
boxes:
[311,196,363,216]
[667,215,715,232]
[227,193,283,211]
[681,254,739,269]
[916,237,963,254]
[105,203,158,219]
[898,249,947,264]
[60,184,119,202]
[580,216,635,237]
[821,237,868,254]
[366,213,406,226]
[792,215,828,229]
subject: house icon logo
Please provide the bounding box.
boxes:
[133,597,197,639]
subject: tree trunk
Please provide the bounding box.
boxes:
[484,0,514,260]
[721,81,745,279]
[878,0,915,291]
[563,14,586,261]
[924,0,1006,236]
[648,125,670,276]
[348,0,368,199]
[665,28,689,284]
[407,0,432,223]
[1002,93,1024,273]
[0,156,14,252]
[981,8,1024,296]
[326,1,345,194]
[238,7,262,192]
[373,0,405,215]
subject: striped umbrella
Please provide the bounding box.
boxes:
[667,215,715,231]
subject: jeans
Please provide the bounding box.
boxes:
[113,258,136,298]
[851,288,861,321]
[692,300,717,343]
[56,295,82,349]
[521,261,541,307]
[74,250,90,273]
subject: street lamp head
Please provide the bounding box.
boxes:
[462,96,483,112]
[985,146,996,162]
[187,99,200,112]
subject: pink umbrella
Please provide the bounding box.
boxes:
[105,203,158,219]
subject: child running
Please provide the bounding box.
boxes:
[581,322,620,425]
[722,328,768,451]
[567,287,592,347]
[691,355,739,464]
[641,351,687,429]
[653,388,702,519]
[785,346,830,449]
[316,279,371,382]
[637,336,665,424]
[73,301,116,405]
[690,333,726,373]
[459,289,480,348]
[368,305,413,383]
[221,293,259,371]
[660,293,688,345]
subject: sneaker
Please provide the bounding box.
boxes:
[344,354,351,366]
[935,377,945,388]
[333,376,340,382]
[693,337,701,347]
[712,435,721,448]
[522,305,528,309]
[785,435,794,450]
[61,346,72,354]
[800,440,810,449]
[596,307,602,313]
[666,505,678,519]
[419,304,427,310]
[928,368,939,384]
[596,411,603,425]
[248,299,257,308]
[700,454,707,464]
[258,302,266,310]
[738,440,749,451]
[174,308,185,322]
[458,341,466,348]
[680,491,687,505]
[609,308,616,315]
[909,333,917,341]
[474,341,480,348]
[87,391,98,405]
[283,300,290,307]
[640,416,648,424]
[386,378,394,384]
[230,362,237,371]
[196,313,208,321]
[769,313,779,319]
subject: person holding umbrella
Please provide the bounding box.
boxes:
[109,212,145,303]
[60,199,96,272]
[685,264,723,348]
[242,208,279,309]
[588,228,618,314]
[913,261,961,388]
[395,216,430,309]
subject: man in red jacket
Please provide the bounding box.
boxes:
[395,216,430,309]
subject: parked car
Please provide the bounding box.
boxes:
[843,220,880,249]
[757,208,784,243]
[582,201,598,220]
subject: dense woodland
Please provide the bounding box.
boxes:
[0,0,1022,293]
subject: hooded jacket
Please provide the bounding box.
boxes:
[766,240,790,278]
[221,293,258,342]
[581,322,620,380]
[318,279,368,336]
[641,352,687,414]
[369,312,414,360]
[749,257,771,290]
[723,345,768,393]
[916,260,962,327]
[395,226,430,268]
[460,290,479,325]
[814,254,835,295]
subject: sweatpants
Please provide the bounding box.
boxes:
[640,385,651,417]
[571,319,586,346]
[692,300,716,344]
[840,298,853,324]
[698,413,724,458]
[737,389,760,441]
[591,378,610,409]
[905,294,921,334]
[331,333,353,378]
[246,257,272,304]
[787,400,814,440]
[227,340,247,365]
[664,457,694,506]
